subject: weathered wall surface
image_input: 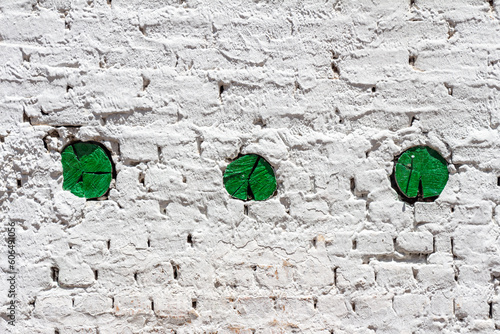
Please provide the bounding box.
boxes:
[1,0,500,333]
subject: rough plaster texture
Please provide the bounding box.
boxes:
[1,0,500,333]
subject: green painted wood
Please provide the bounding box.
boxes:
[61,142,113,199]
[223,154,277,201]
[395,146,448,199]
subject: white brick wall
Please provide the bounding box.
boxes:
[1,0,500,332]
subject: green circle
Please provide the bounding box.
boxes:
[61,142,113,199]
[223,154,277,201]
[394,146,448,199]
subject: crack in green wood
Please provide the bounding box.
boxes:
[223,154,277,201]
[395,146,448,199]
[61,142,113,199]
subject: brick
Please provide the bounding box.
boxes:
[275,297,316,324]
[352,295,396,328]
[114,293,152,316]
[430,293,454,318]
[355,232,394,255]
[414,202,451,223]
[374,263,417,291]
[317,295,349,321]
[120,136,159,163]
[336,265,375,292]
[354,169,390,195]
[416,265,456,292]
[154,293,194,324]
[234,297,274,323]
[35,295,73,319]
[454,292,491,320]
[325,232,354,257]
[453,201,493,225]
[74,294,112,316]
[396,232,434,254]
[56,253,95,288]
[393,294,429,318]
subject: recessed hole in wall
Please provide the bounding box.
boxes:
[451,206,455,213]
[17,179,22,188]
[94,269,98,280]
[497,177,500,186]
[139,25,146,36]
[157,146,162,162]
[352,239,357,250]
[111,297,114,309]
[409,54,417,66]
[142,75,150,90]
[219,83,225,98]
[333,267,338,286]
[410,115,417,126]
[454,265,459,281]
[331,62,340,78]
[351,301,356,312]
[371,86,376,93]
[312,237,317,248]
[0,136,4,143]
[22,107,31,124]
[489,301,493,318]
[187,234,193,247]
[107,0,112,6]
[410,0,415,7]
[252,265,257,271]
[139,172,145,186]
[66,85,73,92]
[21,49,31,63]
[350,178,355,192]
[433,236,436,253]
[55,330,60,334]
[151,299,155,311]
[134,272,138,282]
[147,239,151,247]
[447,20,456,39]
[488,0,495,11]
[192,298,197,309]
[160,202,168,215]
[244,204,248,216]
[40,107,48,116]
[172,262,179,280]
[107,239,111,249]
[313,297,318,309]
[196,136,203,155]
[450,236,455,256]
[72,298,75,307]
[253,117,267,128]
[336,108,343,124]
[445,83,453,95]
[51,267,59,282]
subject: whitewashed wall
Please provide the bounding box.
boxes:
[1,0,500,333]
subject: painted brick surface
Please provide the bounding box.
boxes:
[1,0,500,333]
